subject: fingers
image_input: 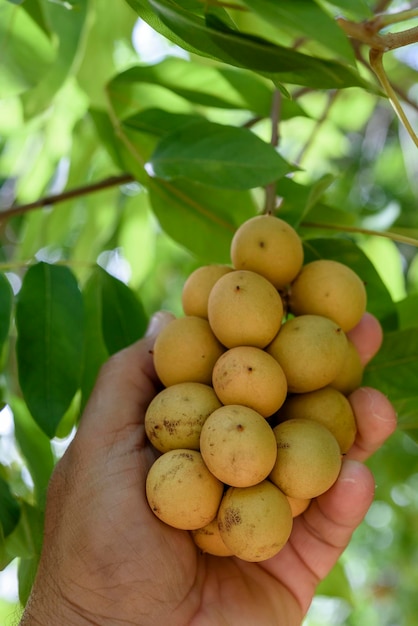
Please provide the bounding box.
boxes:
[347,312,383,366]
[345,312,396,461]
[347,386,397,462]
[298,459,375,580]
[263,460,375,614]
[76,311,174,442]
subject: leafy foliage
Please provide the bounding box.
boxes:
[1,0,418,622]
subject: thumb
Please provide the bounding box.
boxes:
[145,310,176,338]
[76,311,175,442]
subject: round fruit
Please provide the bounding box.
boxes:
[182,264,233,318]
[191,518,234,557]
[145,382,222,452]
[230,214,304,289]
[153,316,225,386]
[288,259,367,332]
[330,338,363,395]
[277,386,357,454]
[212,346,287,417]
[217,480,293,562]
[266,314,347,393]
[200,405,277,487]
[286,495,311,518]
[207,269,283,348]
[145,449,223,530]
[269,418,342,499]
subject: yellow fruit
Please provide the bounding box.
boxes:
[330,338,363,395]
[277,387,357,454]
[200,405,277,487]
[269,418,342,499]
[145,449,223,530]
[191,518,234,557]
[217,480,293,562]
[145,382,222,452]
[289,259,367,332]
[286,495,311,518]
[267,314,347,393]
[153,316,225,386]
[182,264,233,318]
[207,269,283,348]
[230,214,304,289]
[212,346,287,417]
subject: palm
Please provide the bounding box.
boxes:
[127,443,304,626]
[116,436,302,626]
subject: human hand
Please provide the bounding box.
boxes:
[20,311,396,626]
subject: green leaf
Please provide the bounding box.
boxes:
[0,476,20,538]
[10,397,54,510]
[4,501,43,561]
[76,0,137,108]
[108,58,275,118]
[0,2,54,97]
[149,178,257,262]
[95,266,148,355]
[397,293,418,330]
[21,0,90,117]
[363,328,418,439]
[80,266,148,410]
[136,0,374,90]
[18,555,39,606]
[301,237,398,332]
[149,118,293,189]
[0,273,13,352]
[118,192,157,287]
[319,0,372,20]
[15,263,84,438]
[124,110,205,138]
[89,109,127,172]
[80,271,109,413]
[242,0,355,64]
[277,175,338,227]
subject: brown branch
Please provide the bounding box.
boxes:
[0,174,135,221]
[264,89,282,215]
[337,10,418,50]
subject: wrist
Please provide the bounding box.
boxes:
[19,579,95,626]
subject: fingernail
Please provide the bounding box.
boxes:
[145,311,175,337]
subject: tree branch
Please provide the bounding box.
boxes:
[0,174,135,221]
[337,10,418,51]
[264,89,282,215]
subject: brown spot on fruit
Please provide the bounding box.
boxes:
[224,507,242,531]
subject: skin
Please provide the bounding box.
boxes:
[20,310,396,626]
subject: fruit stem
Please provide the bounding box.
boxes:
[264,89,282,215]
[369,48,418,148]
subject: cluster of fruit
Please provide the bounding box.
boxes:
[144,214,367,562]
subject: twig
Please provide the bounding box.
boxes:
[369,48,418,147]
[295,91,339,166]
[264,90,282,215]
[300,220,418,248]
[338,13,418,51]
[0,174,135,221]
